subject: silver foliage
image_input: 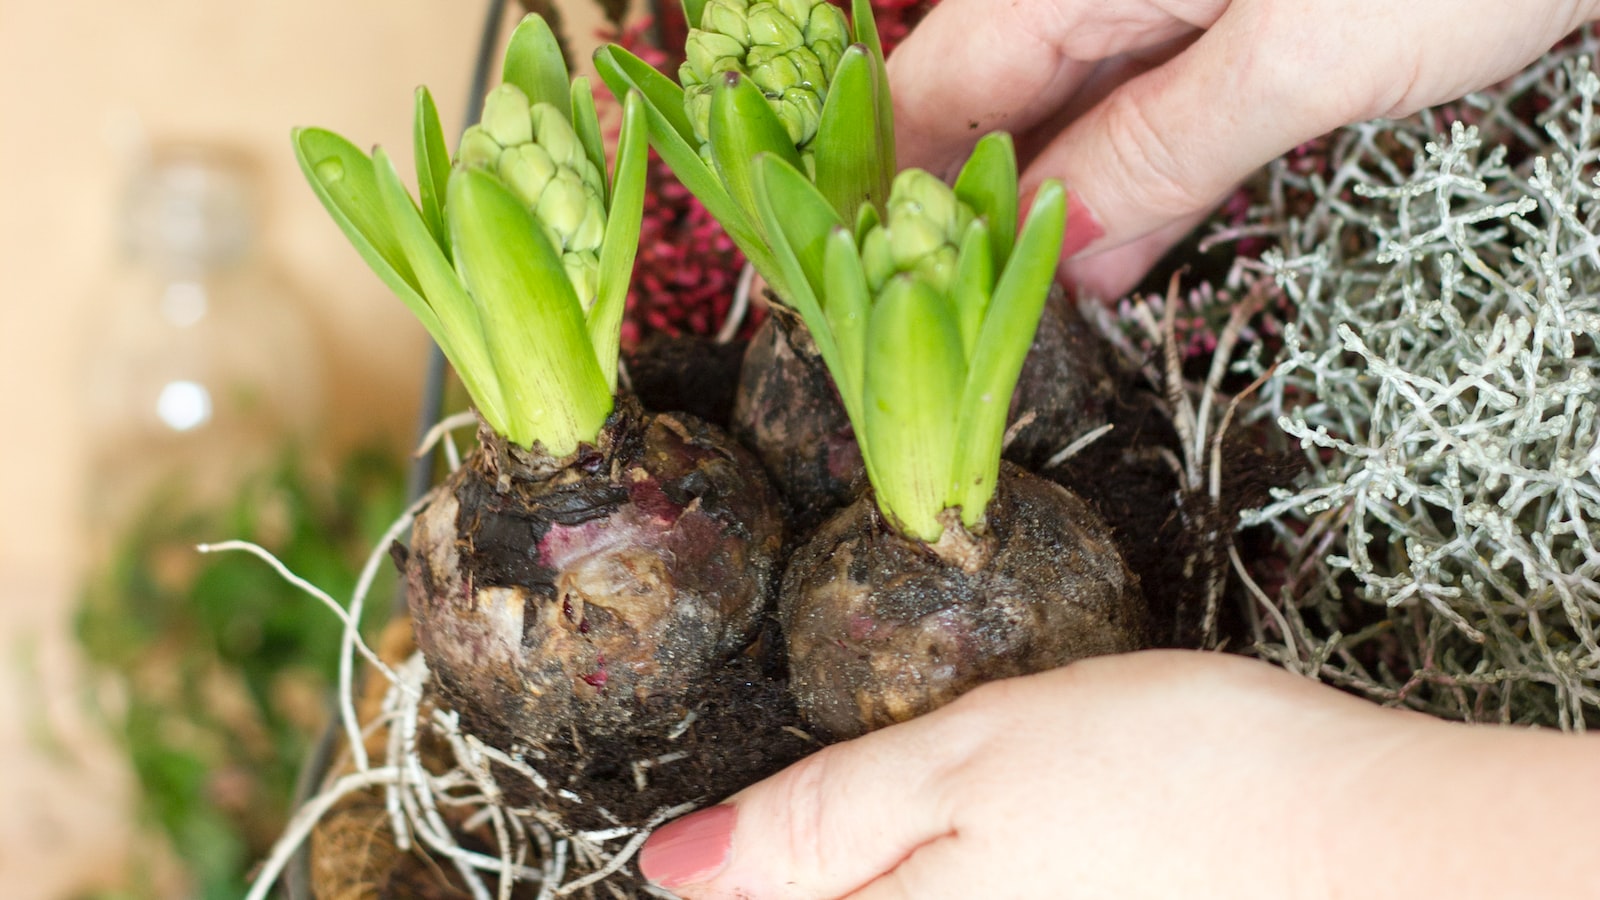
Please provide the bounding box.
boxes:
[1239,43,1600,729]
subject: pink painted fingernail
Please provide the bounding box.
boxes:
[638,804,736,889]
[1061,189,1105,258]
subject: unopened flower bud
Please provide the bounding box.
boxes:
[861,227,893,293]
[499,143,557,209]
[749,47,803,94]
[458,126,503,169]
[681,0,847,156]
[803,1,848,49]
[563,249,601,308]
[482,84,534,147]
[702,0,753,44]
[536,169,590,245]
[912,244,959,297]
[569,191,606,253]
[777,87,823,147]
[860,169,978,297]
[747,2,804,49]
[685,30,748,82]
[531,103,583,171]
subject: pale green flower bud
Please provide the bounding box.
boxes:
[788,46,827,89]
[860,170,976,296]
[498,143,556,209]
[681,0,846,156]
[531,103,583,171]
[804,3,848,53]
[892,170,965,239]
[747,2,804,49]
[775,0,813,27]
[702,0,752,44]
[889,216,945,270]
[685,84,714,145]
[685,30,747,83]
[536,168,591,246]
[748,46,802,94]
[458,126,503,169]
[568,190,606,253]
[776,87,823,147]
[563,250,601,307]
[482,84,534,147]
[912,244,959,297]
[860,227,894,293]
[459,88,609,304]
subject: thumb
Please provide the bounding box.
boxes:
[637,707,981,899]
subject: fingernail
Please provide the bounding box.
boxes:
[1061,189,1105,258]
[638,804,737,889]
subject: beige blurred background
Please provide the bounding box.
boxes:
[0,1,607,895]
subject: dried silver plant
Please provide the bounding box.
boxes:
[1232,42,1600,730]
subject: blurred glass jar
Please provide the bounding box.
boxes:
[81,144,324,541]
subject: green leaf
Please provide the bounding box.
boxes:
[864,275,965,543]
[502,14,571,115]
[590,91,649,394]
[850,0,895,194]
[822,226,870,412]
[570,76,610,205]
[752,151,870,443]
[812,46,885,223]
[952,131,1019,270]
[949,180,1066,523]
[371,148,507,432]
[291,128,432,328]
[753,153,845,325]
[412,87,452,255]
[681,0,708,29]
[593,45,784,296]
[449,167,612,453]
[951,217,994,358]
[709,71,806,243]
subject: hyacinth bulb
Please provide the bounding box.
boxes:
[458,84,609,307]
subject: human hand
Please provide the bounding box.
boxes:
[888,0,1599,300]
[634,650,1600,899]
[634,651,1408,898]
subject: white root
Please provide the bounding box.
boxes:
[217,497,706,898]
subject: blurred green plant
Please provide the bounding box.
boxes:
[75,447,406,899]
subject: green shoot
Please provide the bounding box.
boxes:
[754,133,1067,541]
[293,14,648,456]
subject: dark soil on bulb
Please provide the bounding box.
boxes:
[404,395,786,749]
[312,617,813,899]
[730,307,866,534]
[624,331,749,430]
[781,465,1146,740]
[730,292,1121,536]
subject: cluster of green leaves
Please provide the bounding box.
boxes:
[76,450,406,899]
[757,134,1066,541]
[595,0,894,307]
[294,15,648,456]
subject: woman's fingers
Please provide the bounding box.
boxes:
[888,0,1216,177]
[640,705,983,899]
[1030,0,1600,278]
